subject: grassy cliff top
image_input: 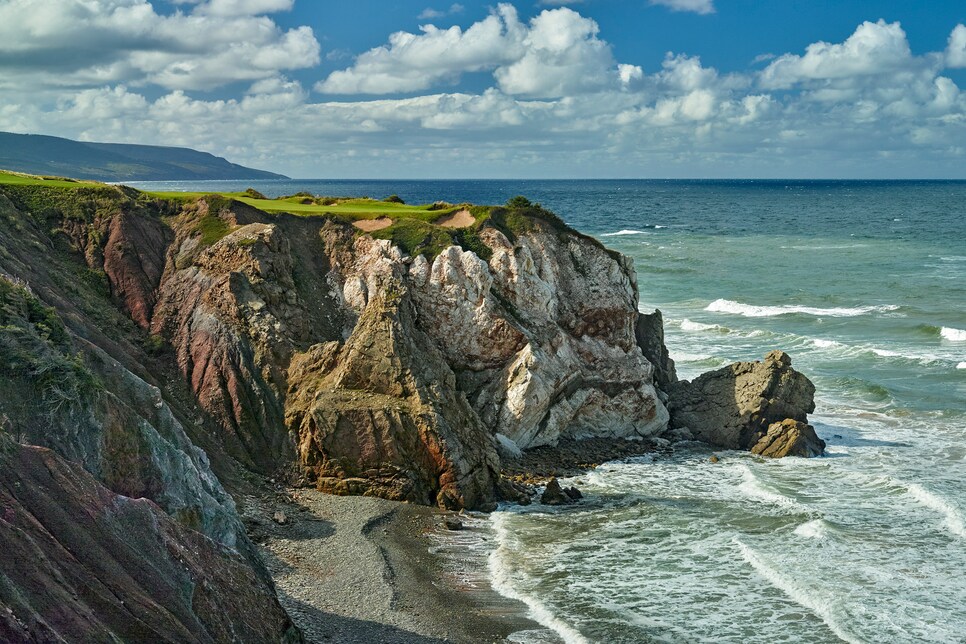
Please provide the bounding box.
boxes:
[0,169,582,260]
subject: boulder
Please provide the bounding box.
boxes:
[444,517,464,531]
[540,478,573,506]
[564,486,583,501]
[668,350,817,455]
[751,419,826,458]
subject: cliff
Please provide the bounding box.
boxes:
[0,173,816,640]
[0,174,677,639]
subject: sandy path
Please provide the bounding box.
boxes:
[353,217,393,232]
[434,209,475,228]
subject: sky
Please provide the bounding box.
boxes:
[0,0,965,178]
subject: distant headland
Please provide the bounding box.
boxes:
[0,131,288,182]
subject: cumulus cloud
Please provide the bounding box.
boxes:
[649,0,715,15]
[0,0,319,91]
[0,2,963,178]
[317,3,627,98]
[947,24,966,68]
[759,20,914,89]
[318,4,523,94]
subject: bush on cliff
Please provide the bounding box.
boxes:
[0,276,99,417]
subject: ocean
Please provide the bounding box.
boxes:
[129,179,966,643]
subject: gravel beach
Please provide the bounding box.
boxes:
[242,488,544,643]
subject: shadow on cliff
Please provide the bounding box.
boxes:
[279,594,447,644]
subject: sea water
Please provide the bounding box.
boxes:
[129,179,966,643]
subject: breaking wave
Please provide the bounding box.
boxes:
[706,299,901,318]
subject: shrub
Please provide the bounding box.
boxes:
[383,194,405,204]
[244,188,267,200]
[505,195,532,209]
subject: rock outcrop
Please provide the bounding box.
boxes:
[751,419,826,458]
[667,350,821,456]
[636,308,677,392]
[0,435,300,643]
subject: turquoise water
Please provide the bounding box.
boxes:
[131,179,966,643]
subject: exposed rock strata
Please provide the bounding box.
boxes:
[667,350,821,456]
[0,436,300,643]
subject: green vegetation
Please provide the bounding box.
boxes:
[0,170,90,188]
[2,169,581,262]
[505,195,533,209]
[0,276,99,415]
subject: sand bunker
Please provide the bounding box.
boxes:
[434,209,475,228]
[353,217,393,232]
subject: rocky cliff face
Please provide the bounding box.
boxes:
[0,185,671,516]
[0,435,300,643]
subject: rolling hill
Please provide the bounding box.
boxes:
[0,131,288,181]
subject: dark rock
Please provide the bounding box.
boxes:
[443,517,463,531]
[272,510,288,525]
[540,478,573,506]
[751,419,826,458]
[668,350,815,454]
[564,486,583,500]
[635,309,677,391]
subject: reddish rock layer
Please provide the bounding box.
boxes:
[0,437,300,643]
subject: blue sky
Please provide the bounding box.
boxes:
[1,0,965,178]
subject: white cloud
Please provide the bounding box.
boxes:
[319,4,628,99]
[649,0,715,15]
[493,8,617,97]
[418,3,464,20]
[0,0,319,91]
[318,4,524,94]
[759,20,914,89]
[947,24,966,68]
[0,4,963,179]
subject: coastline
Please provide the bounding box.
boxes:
[244,488,543,643]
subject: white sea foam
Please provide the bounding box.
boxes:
[906,483,966,539]
[601,229,649,236]
[811,338,844,349]
[706,298,901,318]
[735,539,860,644]
[489,513,591,644]
[794,519,828,539]
[737,466,808,513]
[940,326,966,342]
[680,318,728,333]
[958,362,966,370]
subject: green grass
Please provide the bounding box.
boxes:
[145,190,444,218]
[0,169,100,189]
[1,168,580,260]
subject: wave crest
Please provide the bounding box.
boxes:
[706,299,901,318]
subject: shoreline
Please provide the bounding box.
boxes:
[243,488,544,643]
[241,439,667,642]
